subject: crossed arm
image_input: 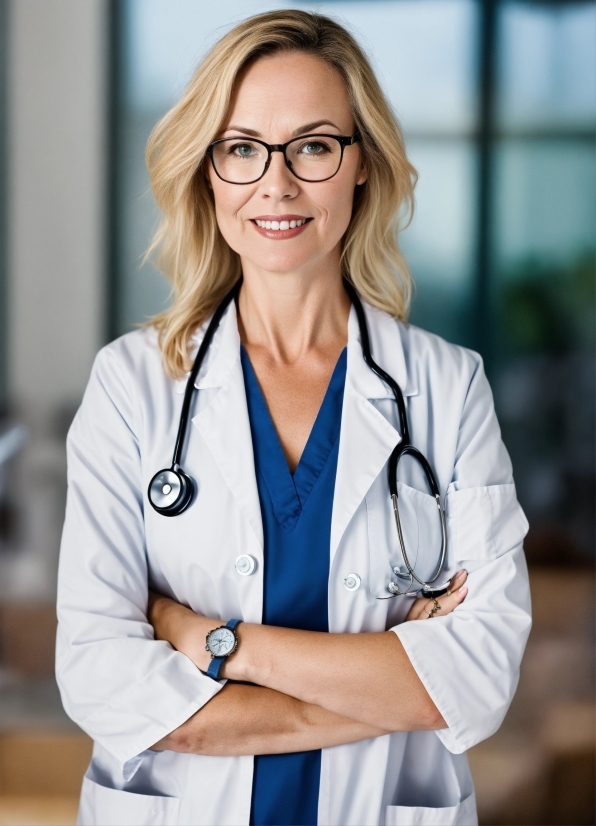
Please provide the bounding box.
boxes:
[148,571,468,756]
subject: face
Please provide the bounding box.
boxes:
[206,51,366,280]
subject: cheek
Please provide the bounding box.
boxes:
[211,189,248,247]
[317,181,356,237]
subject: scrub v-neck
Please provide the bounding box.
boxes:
[240,345,347,826]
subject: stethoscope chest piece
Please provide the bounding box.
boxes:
[148,467,195,516]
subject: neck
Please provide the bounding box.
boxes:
[237,260,350,364]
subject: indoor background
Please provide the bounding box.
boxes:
[0,1,594,824]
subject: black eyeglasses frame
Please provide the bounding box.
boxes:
[206,132,362,184]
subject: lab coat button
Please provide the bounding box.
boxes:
[343,573,361,591]
[235,554,256,576]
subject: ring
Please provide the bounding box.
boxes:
[427,598,441,618]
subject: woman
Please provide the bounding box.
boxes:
[56,10,531,826]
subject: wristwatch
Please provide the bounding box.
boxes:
[205,618,242,680]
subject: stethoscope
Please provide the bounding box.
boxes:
[148,279,450,599]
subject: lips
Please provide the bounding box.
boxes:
[250,215,313,239]
[255,218,307,230]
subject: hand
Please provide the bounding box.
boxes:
[405,569,468,621]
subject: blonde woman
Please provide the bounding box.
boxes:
[57,11,531,826]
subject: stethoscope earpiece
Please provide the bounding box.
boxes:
[148,467,195,516]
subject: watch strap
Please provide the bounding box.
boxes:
[206,618,242,681]
[226,618,242,632]
[206,655,225,680]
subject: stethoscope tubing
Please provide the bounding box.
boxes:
[343,280,448,597]
[171,283,240,470]
[149,277,449,596]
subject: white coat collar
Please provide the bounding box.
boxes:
[176,298,418,399]
[346,301,418,401]
[175,299,242,394]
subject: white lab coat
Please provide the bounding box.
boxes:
[56,298,531,826]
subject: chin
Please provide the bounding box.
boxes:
[244,249,317,275]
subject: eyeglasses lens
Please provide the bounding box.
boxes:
[211,136,343,183]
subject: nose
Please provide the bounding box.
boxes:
[259,149,299,199]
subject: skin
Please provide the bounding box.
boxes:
[149,52,469,756]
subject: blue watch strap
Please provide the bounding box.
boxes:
[206,619,242,681]
[226,618,242,631]
[206,655,225,680]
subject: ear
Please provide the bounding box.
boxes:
[356,156,367,186]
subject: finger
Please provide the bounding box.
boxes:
[433,584,468,616]
[405,570,469,621]
[405,595,431,621]
[445,569,468,593]
[410,594,444,621]
[430,571,469,617]
[416,571,469,620]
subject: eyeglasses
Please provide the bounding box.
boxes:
[207,132,361,184]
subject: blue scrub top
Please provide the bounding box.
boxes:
[240,345,347,826]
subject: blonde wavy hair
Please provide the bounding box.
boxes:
[146,9,418,379]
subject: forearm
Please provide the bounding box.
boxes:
[151,682,389,756]
[149,595,445,733]
[227,624,444,732]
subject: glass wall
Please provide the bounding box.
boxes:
[493,1,595,563]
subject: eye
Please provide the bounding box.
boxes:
[298,139,331,156]
[228,142,257,158]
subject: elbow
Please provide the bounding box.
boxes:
[384,695,446,733]
[402,697,447,731]
[413,695,446,732]
[425,702,447,731]
[160,713,204,755]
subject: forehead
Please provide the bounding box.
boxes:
[223,51,353,135]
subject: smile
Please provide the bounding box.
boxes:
[251,216,313,239]
[254,218,307,230]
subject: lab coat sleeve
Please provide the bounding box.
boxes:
[56,345,223,779]
[390,352,531,753]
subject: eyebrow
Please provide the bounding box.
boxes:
[223,120,341,139]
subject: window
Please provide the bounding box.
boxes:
[493,1,595,562]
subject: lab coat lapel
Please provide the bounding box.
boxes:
[189,302,264,549]
[330,303,413,563]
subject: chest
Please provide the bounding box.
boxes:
[241,343,346,472]
[140,374,459,636]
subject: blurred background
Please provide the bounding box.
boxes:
[0,0,594,824]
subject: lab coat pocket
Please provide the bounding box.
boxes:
[385,791,477,825]
[367,480,443,598]
[446,483,529,563]
[77,775,180,826]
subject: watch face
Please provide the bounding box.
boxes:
[207,627,235,657]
